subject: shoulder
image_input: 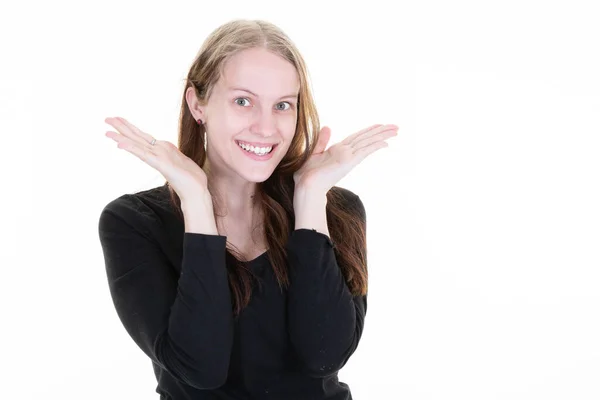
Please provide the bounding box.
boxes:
[98,183,174,235]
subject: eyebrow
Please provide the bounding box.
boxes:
[228,87,298,100]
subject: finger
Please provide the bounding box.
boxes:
[104,117,147,147]
[106,130,155,151]
[352,128,398,151]
[314,126,331,154]
[341,124,382,146]
[353,141,389,162]
[116,117,155,143]
[348,124,397,148]
[111,133,158,165]
[105,117,154,147]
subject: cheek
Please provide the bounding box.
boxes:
[226,107,255,129]
[212,108,247,133]
[282,114,298,134]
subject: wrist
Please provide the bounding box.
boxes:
[181,191,213,212]
[293,186,329,235]
[294,184,328,204]
[180,192,219,234]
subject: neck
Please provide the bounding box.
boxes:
[203,166,260,218]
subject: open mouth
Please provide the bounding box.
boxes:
[235,140,278,156]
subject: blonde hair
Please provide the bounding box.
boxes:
[167,19,367,315]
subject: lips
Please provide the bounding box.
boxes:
[235,141,278,155]
[236,140,277,161]
[235,140,278,148]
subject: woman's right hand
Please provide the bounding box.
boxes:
[104,116,209,202]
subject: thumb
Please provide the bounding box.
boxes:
[314,126,331,154]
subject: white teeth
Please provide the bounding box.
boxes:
[237,142,273,155]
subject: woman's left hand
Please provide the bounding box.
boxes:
[293,124,398,193]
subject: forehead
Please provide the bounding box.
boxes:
[219,47,300,95]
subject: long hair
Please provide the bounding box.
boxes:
[167,19,367,315]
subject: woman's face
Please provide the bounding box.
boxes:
[193,47,300,183]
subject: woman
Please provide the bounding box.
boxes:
[98,19,398,400]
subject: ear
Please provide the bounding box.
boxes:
[314,126,331,154]
[185,86,207,122]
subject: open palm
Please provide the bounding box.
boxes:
[293,124,398,192]
[105,116,209,201]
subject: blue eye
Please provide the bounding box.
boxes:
[235,98,251,107]
[276,102,291,111]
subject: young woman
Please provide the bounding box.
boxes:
[99,19,398,400]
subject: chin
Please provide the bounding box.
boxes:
[240,170,275,183]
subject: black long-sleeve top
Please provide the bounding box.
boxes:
[97,183,367,399]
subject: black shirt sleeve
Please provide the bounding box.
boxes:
[285,194,368,378]
[97,194,234,389]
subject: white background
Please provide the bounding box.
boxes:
[2,0,599,399]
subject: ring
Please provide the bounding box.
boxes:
[150,138,156,146]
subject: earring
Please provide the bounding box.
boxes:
[197,118,203,125]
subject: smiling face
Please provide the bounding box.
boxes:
[190,47,300,184]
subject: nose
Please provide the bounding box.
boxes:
[251,107,277,138]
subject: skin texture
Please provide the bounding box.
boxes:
[104,47,399,241]
[185,47,300,219]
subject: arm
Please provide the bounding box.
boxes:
[287,187,368,377]
[98,194,233,389]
